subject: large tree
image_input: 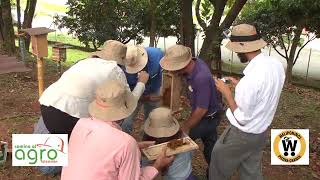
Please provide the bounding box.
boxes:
[195,0,247,76]
[144,0,181,47]
[56,0,148,49]
[22,0,37,50]
[239,0,320,83]
[0,0,15,55]
[180,0,195,55]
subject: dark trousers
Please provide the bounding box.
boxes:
[40,105,79,138]
[189,112,221,165]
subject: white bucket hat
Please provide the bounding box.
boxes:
[226,24,267,53]
[91,40,127,65]
[124,45,148,74]
[160,45,192,71]
[88,80,137,121]
[144,107,180,138]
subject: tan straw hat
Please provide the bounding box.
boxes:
[226,24,267,53]
[124,45,148,74]
[160,45,192,71]
[91,40,127,65]
[88,80,137,121]
[144,107,180,138]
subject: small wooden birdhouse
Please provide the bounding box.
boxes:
[52,43,68,62]
[21,27,55,97]
[161,72,182,112]
[21,27,55,58]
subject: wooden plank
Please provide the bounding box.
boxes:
[142,136,198,161]
[160,72,182,112]
[171,74,182,112]
[161,73,172,108]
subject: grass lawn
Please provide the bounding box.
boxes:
[15,32,91,66]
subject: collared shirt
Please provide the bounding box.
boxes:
[61,118,158,180]
[125,47,163,95]
[226,53,285,134]
[39,58,145,118]
[186,58,222,115]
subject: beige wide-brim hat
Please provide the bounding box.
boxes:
[160,45,192,71]
[144,107,180,138]
[88,80,137,121]
[225,24,267,53]
[124,45,148,74]
[91,40,127,65]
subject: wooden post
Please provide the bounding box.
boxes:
[21,27,55,97]
[161,72,182,112]
[37,57,44,96]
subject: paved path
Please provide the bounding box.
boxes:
[0,55,31,75]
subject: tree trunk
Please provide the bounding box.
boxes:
[149,0,156,47]
[17,0,22,30]
[198,0,247,74]
[286,26,303,84]
[0,0,15,55]
[22,0,37,51]
[180,0,195,55]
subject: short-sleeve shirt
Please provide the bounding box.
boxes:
[186,58,222,115]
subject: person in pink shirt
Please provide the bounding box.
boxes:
[61,80,174,180]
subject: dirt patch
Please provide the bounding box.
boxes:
[0,63,319,179]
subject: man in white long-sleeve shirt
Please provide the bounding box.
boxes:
[209,24,285,180]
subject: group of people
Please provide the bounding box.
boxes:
[33,24,285,180]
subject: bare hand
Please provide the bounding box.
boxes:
[224,76,239,86]
[153,146,175,171]
[138,141,155,149]
[138,71,149,84]
[215,78,232,97]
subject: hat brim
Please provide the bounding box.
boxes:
[90,51,125,65]
[159,56,191,71]
[88,91,137,121]
[225,39,267,53]
[125,47,148,74]
[144,117,180,138]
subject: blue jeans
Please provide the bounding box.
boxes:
[121,100,160,134]
[33,116,62,176]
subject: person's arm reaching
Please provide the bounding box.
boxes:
[118,138,174,180]
[214,77,258,126]
[182,77,210,134]
[131,71,149,100]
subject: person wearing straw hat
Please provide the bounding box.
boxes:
[34,40,149,175]
[160,45,223,167]
[142,107,196,180]
[209,24,285,180]
[121,45,164,134]
[61,80,174,180]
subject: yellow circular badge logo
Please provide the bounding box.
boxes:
[273,130,306,163]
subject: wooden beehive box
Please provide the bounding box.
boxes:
[52,43,67,62]
[142,136,198,161]
[161,72,182,112]
[21,27,55,58]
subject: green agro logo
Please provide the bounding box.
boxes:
[12,134,68,166]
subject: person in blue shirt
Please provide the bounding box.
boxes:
[121,45,164,134]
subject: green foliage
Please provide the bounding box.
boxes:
[200,0,213,25]
[55,0,148,49]
[238,0,320,47]
[142,0,181,38]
